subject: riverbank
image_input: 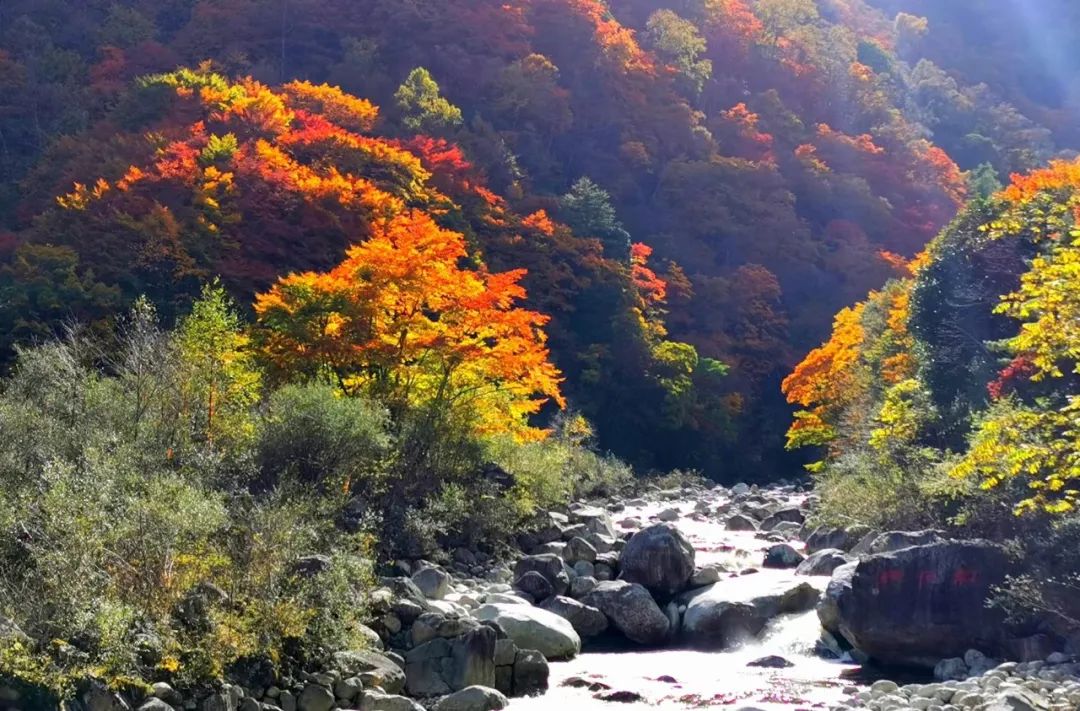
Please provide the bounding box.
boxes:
[4,479,1079,711]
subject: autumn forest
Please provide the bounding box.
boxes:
[1,0,1080,708]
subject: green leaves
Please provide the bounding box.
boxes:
[394,67,463,133]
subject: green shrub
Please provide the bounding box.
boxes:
[256,384,390,493]
[810,447,952,530]
[989,514,1080,638]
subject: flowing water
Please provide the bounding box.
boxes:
[509,495,861,710]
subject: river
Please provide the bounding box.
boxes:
[508,492,862,710]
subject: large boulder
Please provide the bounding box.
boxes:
[511,649,549,697]
[569,507,617,538]
[412,567,452,601]
[817,561,857,637]
[763,543,805,569]
[333,650,407,695]
[513,571,553,602]
[760,506,804,531]
[434,686,509,711]
[795,549,850,577]
[618,523,695,598]
[805,526,868,553]
[512,554,570,597]
[582,580,670,645]
[539,596,609,638]
[725,514,758,532]
[360,690,425,711]
[564,537,598,564]
[474,604,581,660]
[681,577,821,649]
[404,626,497,697]
[831,540,1011,667]
[852,529,946,556]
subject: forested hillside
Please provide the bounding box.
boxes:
[3,2,1080,710]
[0,0,1075,476]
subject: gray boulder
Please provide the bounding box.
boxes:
[618,523,695,597]
[983,689,1052,711]
[360,690,426,711]
[934,657,968,681]
[512,554,570,597]
[689,565,724,588]
[805,526,869,553]
[513,571,553,602]
[582,580,670,645]
[297,684,334,711]
[434,686,509,711]
[539,596,609,638]
[569,507,617,538]
[569,575,598,598]
[657,508,679,522]
[725,514,758,532]
[83,684,133,711]
[795,549,849,576]
[474,604,581,660]
[760,507,804,531]
[511,649,549,697]
[333,650,407,694]
[817,561,856,637]
[763,543,804,569]
[832,539,1010,667]
[413,567,452,601]
[137,701,175,711]
[681,577,820,649]
[404,626,497,697]
[852,529,946,556]
[564,536,598,564]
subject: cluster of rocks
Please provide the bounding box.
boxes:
[833,656,1080,711]
[21,650,428,711]
[9,478,1080,711]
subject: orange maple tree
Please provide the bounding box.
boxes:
[254,210,565,441]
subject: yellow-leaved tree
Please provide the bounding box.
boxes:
[951,161,1080,513]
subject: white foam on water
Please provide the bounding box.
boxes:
[508,492,860,710]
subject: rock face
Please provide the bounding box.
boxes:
[681,577,821,649]
[583,580,670,645]
[404,626,497,697]
[817,561,857,637]
[618,523,695,598]
[831,540,1010,667]
[474,604,581,660]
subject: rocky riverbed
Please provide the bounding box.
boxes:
[24,481,1080,711]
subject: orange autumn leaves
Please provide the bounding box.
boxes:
[255,210,565,441]
[782,260,920,451]
[57,68,570,441]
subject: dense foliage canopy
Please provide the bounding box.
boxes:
[0,0,1076,477]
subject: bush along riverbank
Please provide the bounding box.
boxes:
[4,466,1080,710]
